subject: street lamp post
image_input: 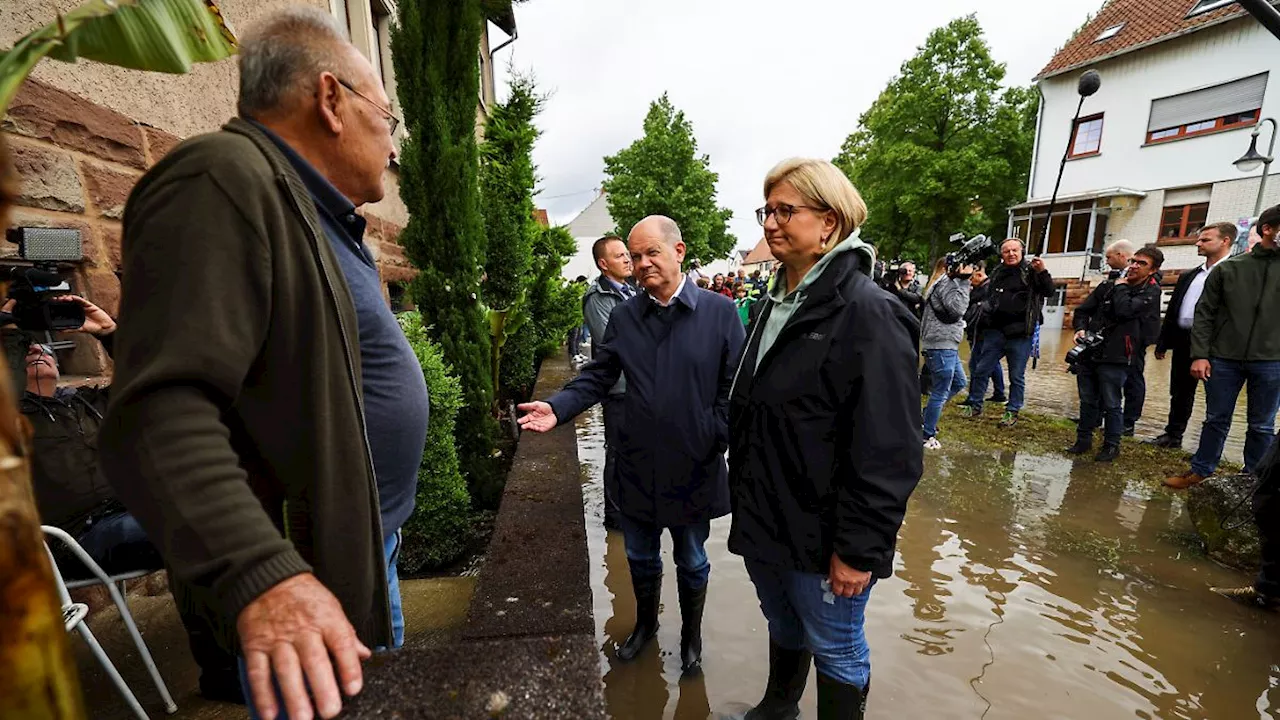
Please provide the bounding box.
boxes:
[1235,116,1277,218]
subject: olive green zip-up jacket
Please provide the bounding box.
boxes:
[99,118,390,651]
[1190,243,1280,363]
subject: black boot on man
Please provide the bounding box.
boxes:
[1145,432,1182,449]
[1064,436,1092,455]
[816,672,867,720]
[744,642,812,720]
[1094,443,1120,463]
[616,573,661,662]
[678,580,707,675]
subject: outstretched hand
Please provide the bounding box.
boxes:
[516,401,559,433]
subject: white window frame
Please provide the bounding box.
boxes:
[1094,23,1125,42]
[1187,0,1236,17]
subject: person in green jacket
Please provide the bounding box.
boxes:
[734,283,754,326]
[1166,204,1280,490]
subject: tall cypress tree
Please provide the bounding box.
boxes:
[391,0,497,504]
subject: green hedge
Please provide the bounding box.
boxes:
[396,312,471,574]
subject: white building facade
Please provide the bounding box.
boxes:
[1012,3,1279,289]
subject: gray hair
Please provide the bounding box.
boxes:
[238,6,354,118]
[1105,239,1134,256]
[632,215,683,247]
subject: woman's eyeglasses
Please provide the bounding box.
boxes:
[755,203,828,226]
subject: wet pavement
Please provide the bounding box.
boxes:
[577,385,1280,719]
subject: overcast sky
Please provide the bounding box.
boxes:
[494,0,1103,255]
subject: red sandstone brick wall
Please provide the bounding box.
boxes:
[3,79,415,379]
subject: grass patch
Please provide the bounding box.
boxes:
[934,402,1242,493]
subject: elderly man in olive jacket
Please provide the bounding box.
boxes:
[519,216,745,677]
[98,9,426,720]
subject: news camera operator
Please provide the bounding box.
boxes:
[1064,245,1164,462]
[921,257,976,450]
[881,260,923,317]
[5,294,243,703]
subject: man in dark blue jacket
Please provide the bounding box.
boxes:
[519,215,745,677]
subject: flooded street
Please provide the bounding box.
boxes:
[577,390,1280,718]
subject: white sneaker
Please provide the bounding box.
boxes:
[924,436,942,450]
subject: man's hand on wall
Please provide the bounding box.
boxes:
[238,573,372,720]
[53,295,115,336]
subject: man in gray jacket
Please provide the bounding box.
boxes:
[583,235,635,529]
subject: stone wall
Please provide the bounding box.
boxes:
[2,2,418,379]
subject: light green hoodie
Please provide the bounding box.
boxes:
[751,232,877,373]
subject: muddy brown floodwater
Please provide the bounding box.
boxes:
[578,393,1280,719]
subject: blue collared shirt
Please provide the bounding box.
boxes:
[251,120,429,536]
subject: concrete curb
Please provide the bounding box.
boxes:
[345,354,606,718]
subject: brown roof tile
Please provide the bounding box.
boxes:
[1037,0,1251,79]
[743,237,775,265]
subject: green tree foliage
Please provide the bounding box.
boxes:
[480,72,542,311]
[603,94,735,265]
[480,72,543,400]
[499,225,584,401]
[396,313,471,573]
[392,0,497,504]
[834,15,1038,265]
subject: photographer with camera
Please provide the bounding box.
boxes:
[964,264,1006,404]
[921,257,975,450]
[9,294,243,703]
[1065,245,1165,462]
[882,260,923,317]
[962,239,1055,427]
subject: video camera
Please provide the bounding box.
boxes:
[875,257,912,289]
[1,227,86,332]
[945,233,995,273]
[1064,331,1106,373]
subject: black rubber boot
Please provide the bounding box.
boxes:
[816,672,867,720]
[616,573,661,662]
[744,642,812,720]
[678,580,707,676]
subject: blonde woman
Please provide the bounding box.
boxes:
[729,158,923,719]
[920,256,974,449]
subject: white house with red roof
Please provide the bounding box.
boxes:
[1011,0,1280,297]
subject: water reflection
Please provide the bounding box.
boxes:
[578,404,1280,719]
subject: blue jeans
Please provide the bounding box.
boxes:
[71,511,164,578]
[1076,362,1129,446]
[619,516,711,588]
[922,349,967,438]
[239,530,405,720]
[1191,359,1280,476]
[385,530,404,650]
[966,330,1032,413]
[1123,354,1146,429]
[745,560,875,689]
[969,335,1004,397]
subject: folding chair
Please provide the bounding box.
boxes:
[42,525,178,718]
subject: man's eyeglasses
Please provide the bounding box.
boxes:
[1128,257,1151,267]
[337,78,401,136]
[755,203,828,226]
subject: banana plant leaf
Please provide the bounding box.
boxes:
[0,0,238,116]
